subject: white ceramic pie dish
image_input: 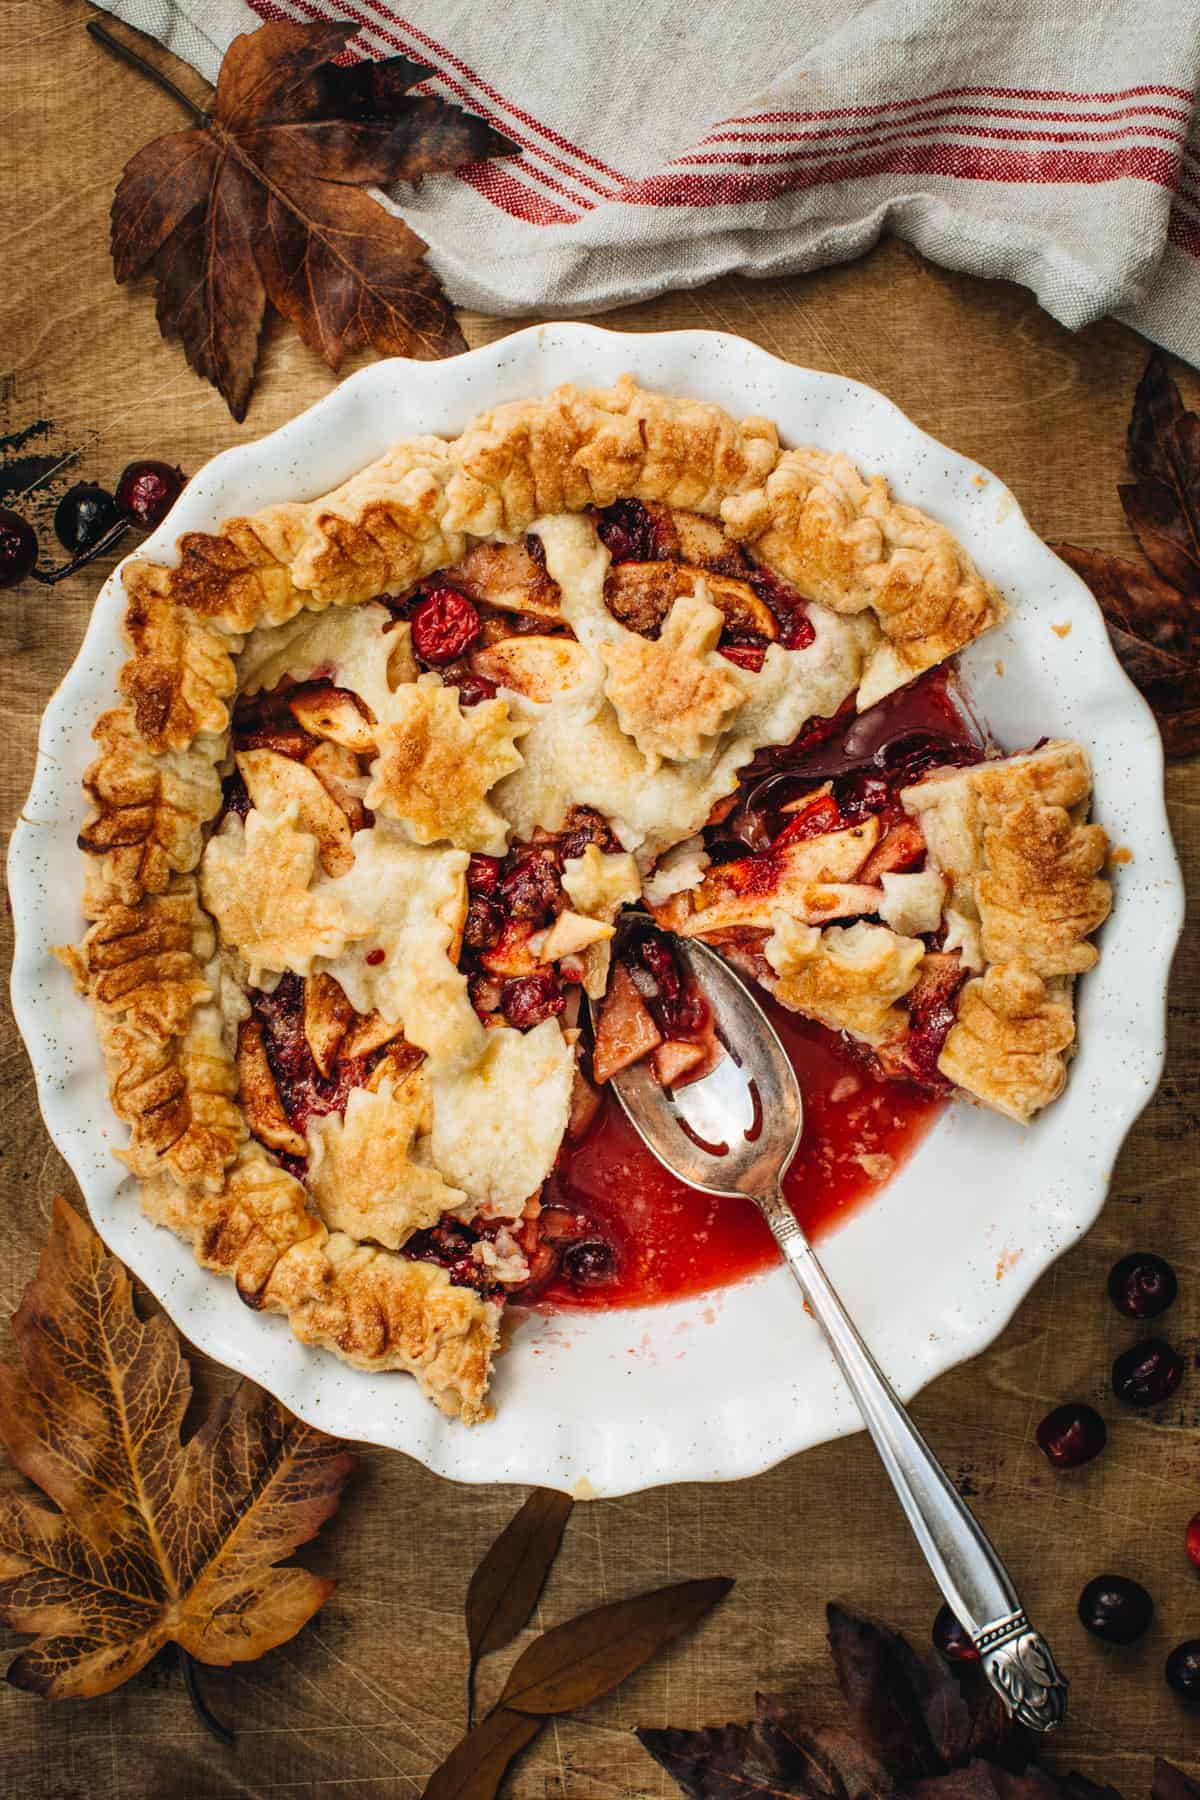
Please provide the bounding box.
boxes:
[9,324,1183,1497]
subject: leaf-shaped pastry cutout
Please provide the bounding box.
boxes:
[201,807,369,983]
[0,1198,353,1698]
[602,590,748,762]
[498,1576,733,1715]
[465,1489,574,1713]
[365,676,527,855]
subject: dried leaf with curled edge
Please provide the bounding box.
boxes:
[107,20,515,418]
[0,1198,354,1698]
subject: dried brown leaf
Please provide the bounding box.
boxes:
[465,1487,573,1702]
[500,1576,733,1716]
[1152,1764,1200,1800]
[420,1706,543,1800]
[1122,355,1200,593]
[107,21,515,418]
[0,1197,354,1698]
[826,1604,939,1782]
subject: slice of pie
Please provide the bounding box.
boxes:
[64,376,1109,1423]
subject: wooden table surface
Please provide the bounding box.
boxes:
[2,7,1199,1797]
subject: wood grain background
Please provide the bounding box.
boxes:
[1,6,1198,1796]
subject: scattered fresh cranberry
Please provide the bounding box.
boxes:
[115,459,186,530]
[932,1604,980,1663]
[0,508,38,588]
[467,854,502,895]
[1078,1575,1154,1644]
[499,851,562,922]
[1112,1336,1184,1408]
[55,481,119,552]
[561,1238,617,1287]
[1035,1400,1107,1469]
[411,587,481,665]
[464,897,502,950]
[1108,1251,1177,1320]
[1166,1641,1200,1700]
[501,972,565,1029]
[1186,1513,1200,1572]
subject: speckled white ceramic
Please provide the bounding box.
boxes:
[9,325,1183,1497]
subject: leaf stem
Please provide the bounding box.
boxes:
[178,1646,236,1749]
[86,20,209,126]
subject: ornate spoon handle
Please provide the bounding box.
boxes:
[760,1191,1068,1732]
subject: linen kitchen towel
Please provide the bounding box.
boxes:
[95,0,1200,367]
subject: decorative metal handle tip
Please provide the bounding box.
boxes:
[974,1612,1068,1732]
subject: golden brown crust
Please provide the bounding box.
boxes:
[140,1148,498,1421]
[902,741,1111,979]
[118,566,242,751]
[72,880,214,1040]
[600,590,748,762]
[101,1007,245,1192]
[763,915,926,1045]
[364,678,527,853]
[79,708,223,911]
[937,960,1075,1124]
[720,448,1005,706]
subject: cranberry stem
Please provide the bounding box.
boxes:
[31,515,133,585]
[86,20,210,126]
[177,1645,236,1747]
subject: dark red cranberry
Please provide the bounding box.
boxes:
[499,852,562,921]
[1167,1642,1200,1700]
[932,1604,980,1663]
[365,947,386,967]
[783,611,817,650]
[1035,1401,1107,1469]
[1078,1574,1153,1644]
[404,1218,500,1298]
[1108,1251,1177,1320]
[411,587,481,665]
[455,673,498,707]
[464,897,502,950]
[1186,1513,1200,1572]
[114,459,186,530]
[556,806,620,861]
[467,854,502,896]
[595,498,662,563]
[561,1237,617,1287]
[636,931,683,999]
[1112,1337,1184,1408]
[0,508,37,587]
[501,972,565,1029]
[55,481,119,552]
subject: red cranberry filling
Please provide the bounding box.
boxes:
[594,498,674,564]
[411,587,482,665]
[501,971,566,1029]
[249,974,379,1141]
[903,960,969,1084]
[404,1218,504,1300]
[464,896,503,950]
[498,851,563,923]
[621,920,710,1041]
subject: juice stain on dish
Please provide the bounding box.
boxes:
[540,1007,945,1310]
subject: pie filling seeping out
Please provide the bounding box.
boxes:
[63,377,1112,1423]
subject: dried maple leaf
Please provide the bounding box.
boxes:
[1052,353,1200,756]
[103,20,515,419]
[0,1197,354,1698]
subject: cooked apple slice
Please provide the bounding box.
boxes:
[445,539,563,619]
[304,739,368,832]
[304,972,354,1077]
[289,684,377,752]
[470,635,593,701]
[237,1019,306,1157]
[679,821,884,936]
[531,909,615,962]
[603,562,778,640]
[341,1010,406,1059]
[236,747,355,876]
[592,962,664,1084]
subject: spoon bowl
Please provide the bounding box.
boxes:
[593,930,1068,1733]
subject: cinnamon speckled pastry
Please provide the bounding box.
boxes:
[64,373,1107,1420]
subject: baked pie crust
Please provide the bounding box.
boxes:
[66,376,1109,1422]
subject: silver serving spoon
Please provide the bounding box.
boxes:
[596,932,1068,1732]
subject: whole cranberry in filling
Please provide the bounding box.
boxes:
[556,805,621,862]
[467,853,502,895]
[1108,1251,1177,1320]
[1035,1401,1107,1468]
[932,1604,979,1663]
[502,972,565,1029]
[464,897,503,950]
[561,1238,618,1288]
[411,587,482,665]
[499,851,563,922]
[595,498,663,563]
[404,1218,500,1298]
[1111,1337,1184,1407]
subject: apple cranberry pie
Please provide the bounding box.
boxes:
[64,376,1110,1422]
